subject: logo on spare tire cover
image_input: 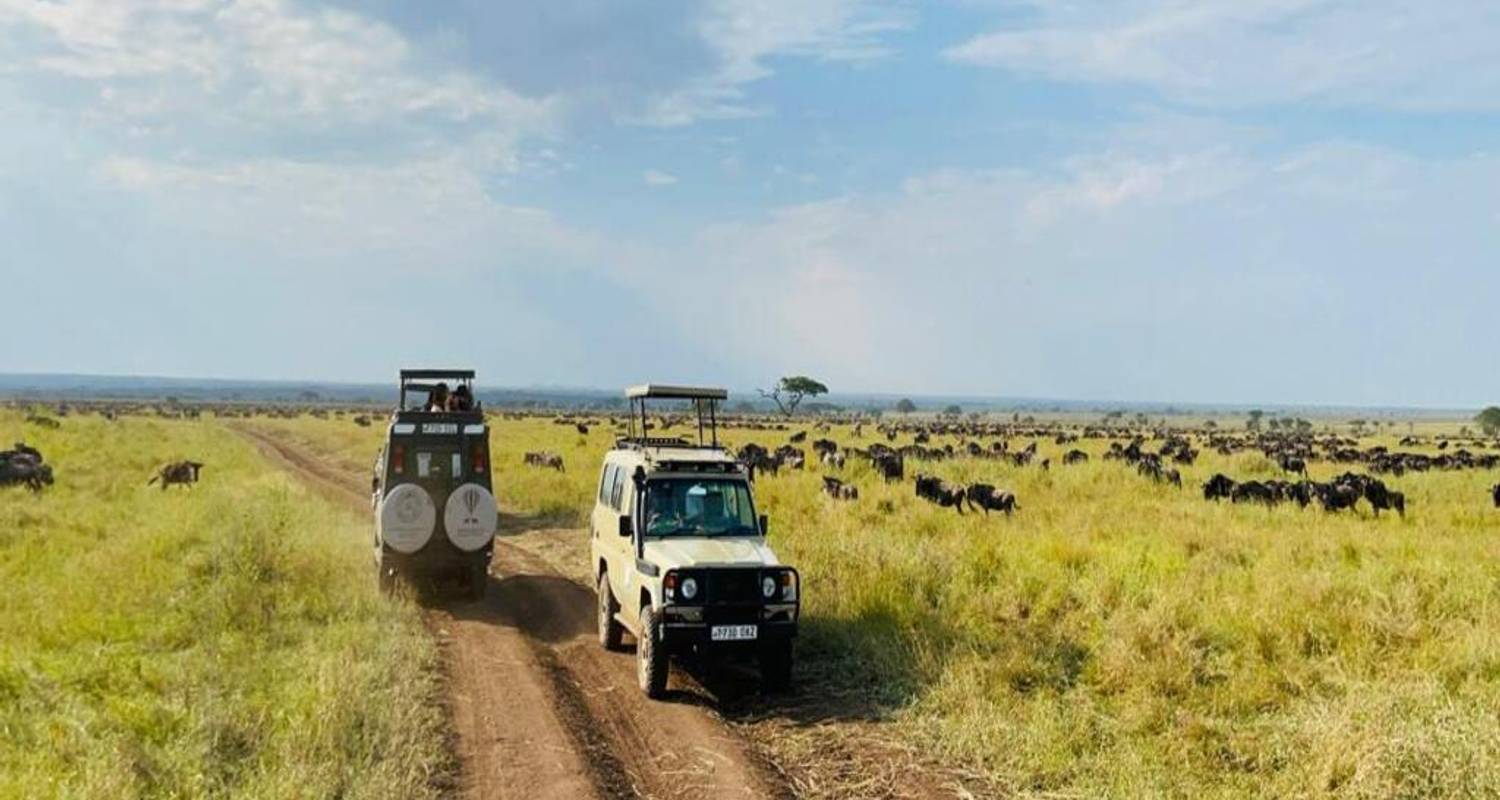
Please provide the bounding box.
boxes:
[380,484,435,554]
[445,485,496,552]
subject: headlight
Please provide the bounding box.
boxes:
[680,576,699,600]
[761,576,777,599]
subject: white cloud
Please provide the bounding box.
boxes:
[627,135,1500,404]
[0,0,556,166]
[643,168,679,186]
[946,1,1500,112]
[638,0,912,126]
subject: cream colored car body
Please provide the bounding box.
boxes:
[590,445,780,634]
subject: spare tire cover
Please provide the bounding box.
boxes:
[444,484,498,552]
[379,483,435,554]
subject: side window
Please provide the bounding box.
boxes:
[598,464,617,505]
[609,468,626,510]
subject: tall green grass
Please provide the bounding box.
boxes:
[236,413,1500,798]
[0,412,449,799]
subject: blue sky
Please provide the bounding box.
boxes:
[2,0,1498,408]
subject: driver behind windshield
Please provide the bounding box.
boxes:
[644,480,755,536]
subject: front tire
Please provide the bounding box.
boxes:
[759,640,793,693]
[637,607,669,699]
[598,573,623,651]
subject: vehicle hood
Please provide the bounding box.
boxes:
[643,537,781,571]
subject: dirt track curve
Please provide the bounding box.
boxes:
[233,423,792,800]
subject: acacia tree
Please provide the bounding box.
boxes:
[895,398,917,414]
[1476,406,1500,436]
[758,376,829,417]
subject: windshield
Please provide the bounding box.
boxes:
[643,478,758,537]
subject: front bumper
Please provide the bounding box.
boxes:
[660,603,798,652]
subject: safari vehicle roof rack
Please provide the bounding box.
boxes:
[620,384,727,450]
[398,369,479,415]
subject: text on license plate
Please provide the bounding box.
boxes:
[710,625,758,642]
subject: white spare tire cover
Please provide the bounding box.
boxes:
[444,484,498,552]
[379,484,435,554]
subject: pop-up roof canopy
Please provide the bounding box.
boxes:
[398,369,477,412]
[622,383,727,448]
[625,384,729,401]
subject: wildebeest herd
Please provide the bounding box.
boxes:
[1203,471,1406,515]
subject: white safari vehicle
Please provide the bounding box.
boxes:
[371,369,497,599]
[592,385,799,698]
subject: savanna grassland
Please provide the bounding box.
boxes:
[0,411,449,799]
[7,407,1500,799]
[251,411,1500,799]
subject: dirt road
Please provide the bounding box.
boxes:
[234,424,790,800]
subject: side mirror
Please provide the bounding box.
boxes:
[759,514,769,536]
[618,515,633,537]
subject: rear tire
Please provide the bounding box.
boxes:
[637,607,669,699]
[598,573,624,651]
[377,556,397,596]
[759,640,793,693]
[465,559,488,601]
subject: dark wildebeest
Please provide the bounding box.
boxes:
[25,415,61,429]
[575,423,590,436]
[523,451,565,471]
[1203,473,1236,501]
[1,444,53,493]
[821,450,846,469]
[1317,482,1360,513]
[789,431,807,444]
[812,438,838,457]
[1231,480,1274,505]
[965,483,1018,517]
[149,460,204,490]
[821,476,858,501]
[1062,449,1089,466]
[1492,484,1500,508]
[1279,456,1307,476]
[914,473,965,514]
[872,452,904,483]
[353,415,371,427]
[1363,480,1405,517]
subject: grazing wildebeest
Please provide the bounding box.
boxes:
[872,452,904,483]
[1362,480,1405,517]
[149,460,204,490]
[821,476,858,501]
[1062,449,1089,466]
[1203,473,1236,501]
[812,438,838,457]
[0,443,53,492]
[25,415,61,429]
[1316,482,1360,513]
[353,415,371,427]
[914,473,965,513]
[965,483,1018,517]
[1492,484,1499,508]
[821,450,846,469]
[523,451,565,471]
[1231,480,1274,505]
[789,431,807,444]
[575,423,590,436]
[775,445,806,470]
[1279,456,1307,476]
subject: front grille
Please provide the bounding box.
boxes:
[706,569,761,606]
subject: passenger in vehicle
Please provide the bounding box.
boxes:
[448,384,474,411]
[427,382,450,412]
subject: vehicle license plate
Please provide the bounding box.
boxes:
[711,625,757,642]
